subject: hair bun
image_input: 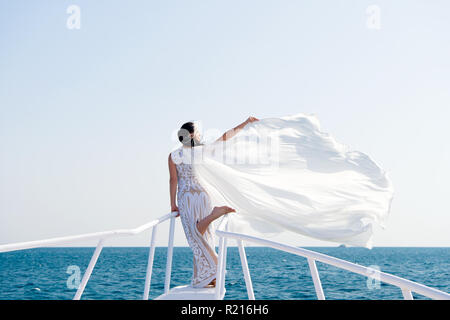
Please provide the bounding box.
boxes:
[178,128,191,145]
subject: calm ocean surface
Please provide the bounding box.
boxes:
[0,247,448,300]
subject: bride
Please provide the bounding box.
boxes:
[168,117,259,288]
[168,114,393,288]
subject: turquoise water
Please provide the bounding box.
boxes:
[0,247,448,300]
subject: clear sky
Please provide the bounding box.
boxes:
[1,0,449,247]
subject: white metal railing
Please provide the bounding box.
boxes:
[1,211,449,300]
[214,215,450,300]
[0,212,179,300]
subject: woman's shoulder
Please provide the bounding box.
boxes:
[170,146,183,164]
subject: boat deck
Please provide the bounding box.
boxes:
[156,285,225,300]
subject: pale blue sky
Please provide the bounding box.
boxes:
[1,1,449,247]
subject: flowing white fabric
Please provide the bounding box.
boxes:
[186,114,394,248]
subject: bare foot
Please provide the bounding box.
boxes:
[206,279,216,288]
[211,206,235,219]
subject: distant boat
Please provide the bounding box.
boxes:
[338,244,347,248]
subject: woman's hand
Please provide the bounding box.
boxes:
[171,204,180,217]
[245,116,259,124]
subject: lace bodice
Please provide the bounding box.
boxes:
[171,147,204,194]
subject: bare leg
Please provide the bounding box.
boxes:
[196,206,235,236]
[197,206,234,288]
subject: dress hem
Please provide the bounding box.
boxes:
[192,273,217,288]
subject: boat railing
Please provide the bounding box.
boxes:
[214,214,450,300]
[0,212,179,300]
[1,211,449,300]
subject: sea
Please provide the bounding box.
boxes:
[0,247,448,300]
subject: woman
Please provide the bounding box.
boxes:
[168,117,259,288]
[169,113,393,287]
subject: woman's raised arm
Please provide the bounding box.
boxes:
[216,116,259,142]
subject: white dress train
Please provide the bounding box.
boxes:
[192,113,394,248]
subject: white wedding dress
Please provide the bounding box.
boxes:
[171,146,218,288]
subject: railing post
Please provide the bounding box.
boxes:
[402,289,414,300]
[220,237,228,297]
[143,225,158,300]
[237,240,255,300]
[164,215,176,294]
[215,236,225,300]
[74,239,104,300]
[307,258,325,300]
